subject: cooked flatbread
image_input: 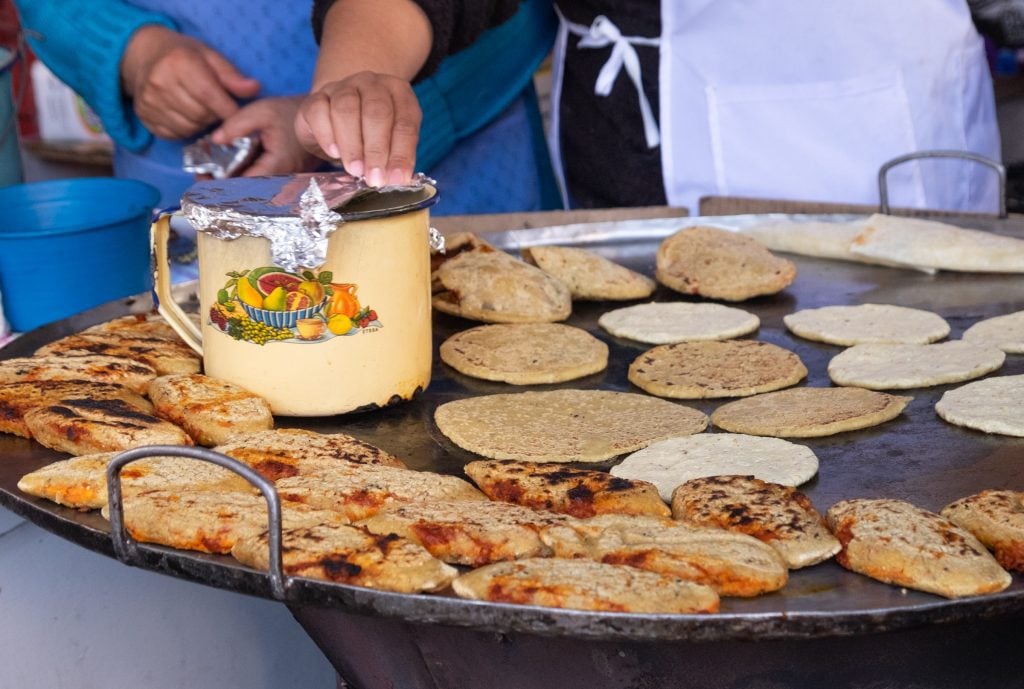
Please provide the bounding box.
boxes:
[434,389,708,463]
[24,398,193,455]
[432,248,572,323]
[82,312,184,341]
[935,374,1024,437]
[598,302,760,345]
[274,465,486,521]
[359,499,565,566]
[628,340,807,399]
[232,522,457,593]
[711,388,911,438]
[541,514,788,597]
[521,245,656,300]
[148,373,273,446]
[851,214,1024,273]
[827,341,1005,390]
[35,331,201,375]
[942,490,1024,572]
[464,459,670,518]
[0,355,157,394]
[826,498,1011,598]
[452,557,720,614]
[0,381,153,438]
[962,310,1024,353]
[611,434,819,500]
[783,304,950,345]
[737,218,936,273]
[213,428,407,481]
[671,475,840,569]
[655,226,796,301]
[17,451,252,510]
[439,323,608,385]
[109,489,348,554]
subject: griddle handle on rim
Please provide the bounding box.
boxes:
[105,445,291,601]
[877,150,1007,218]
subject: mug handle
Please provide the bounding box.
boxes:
[151,213,203,354]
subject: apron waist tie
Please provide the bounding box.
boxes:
[558,10,661,148]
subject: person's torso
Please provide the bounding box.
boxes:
[551,0,1000,213]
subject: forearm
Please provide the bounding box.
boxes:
[13,0,175,150]
[312,0,432,90]
[311,0,523,81]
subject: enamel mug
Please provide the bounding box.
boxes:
[153,174,438,416]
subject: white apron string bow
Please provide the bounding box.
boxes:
[559,11,662,148]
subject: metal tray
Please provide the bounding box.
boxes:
[2,214,1024,646]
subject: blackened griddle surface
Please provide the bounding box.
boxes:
[2,214,1024,642]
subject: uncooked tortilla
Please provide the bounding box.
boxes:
[827,341,1005,390]
[784,304,949,345]
[598,302,759,345]
[935,375,1024,437]
[611,434,819,501]
[962,311,1024,354]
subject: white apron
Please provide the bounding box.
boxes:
[551,1,1001,213]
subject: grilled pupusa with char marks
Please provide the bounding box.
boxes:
[213,428,407,482]
[18,451,252,510]
[0,355,158,394]
[231,522,457,594]
[541,514,788,597]
[0,380,153,438]
[359,499,567,566]
[35,331,200,375]
[453,558,720,614]
[464,459,670,518]
[942,490,1024,572]
[671,475,840,569]
[148,374,273,447]
[23,398,193,456]
[826,498,1011,598]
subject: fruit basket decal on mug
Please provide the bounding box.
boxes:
[208,266,381,345]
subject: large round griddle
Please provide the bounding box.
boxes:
[2,214,1024,688]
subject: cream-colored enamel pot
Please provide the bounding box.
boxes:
[153,176,437,416]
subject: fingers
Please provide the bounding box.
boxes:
[212,100,264,144]
[202,47,262,102]
[212,97,317,177]
[385,83,421,185]
[296,90,342,161]
[296,72,421,186]
[128,35,255,140]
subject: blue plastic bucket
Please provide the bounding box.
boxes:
[0,177,159,331]
[0,46,22,188]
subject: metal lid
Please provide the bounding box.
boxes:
[180,173,438,272]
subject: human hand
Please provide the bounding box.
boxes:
[211,96,320,177]
[122,25,261,140]
[295,71,421,187]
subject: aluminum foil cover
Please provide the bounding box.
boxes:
[180,172,433,272]
[182,135,259,178]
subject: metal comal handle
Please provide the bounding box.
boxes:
[877,149,1007,218]
[106,444,292,601]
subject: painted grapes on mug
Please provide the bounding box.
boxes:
[208,266,381,345]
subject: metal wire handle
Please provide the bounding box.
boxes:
[877,149,1007,218]
[105,444,291,600]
